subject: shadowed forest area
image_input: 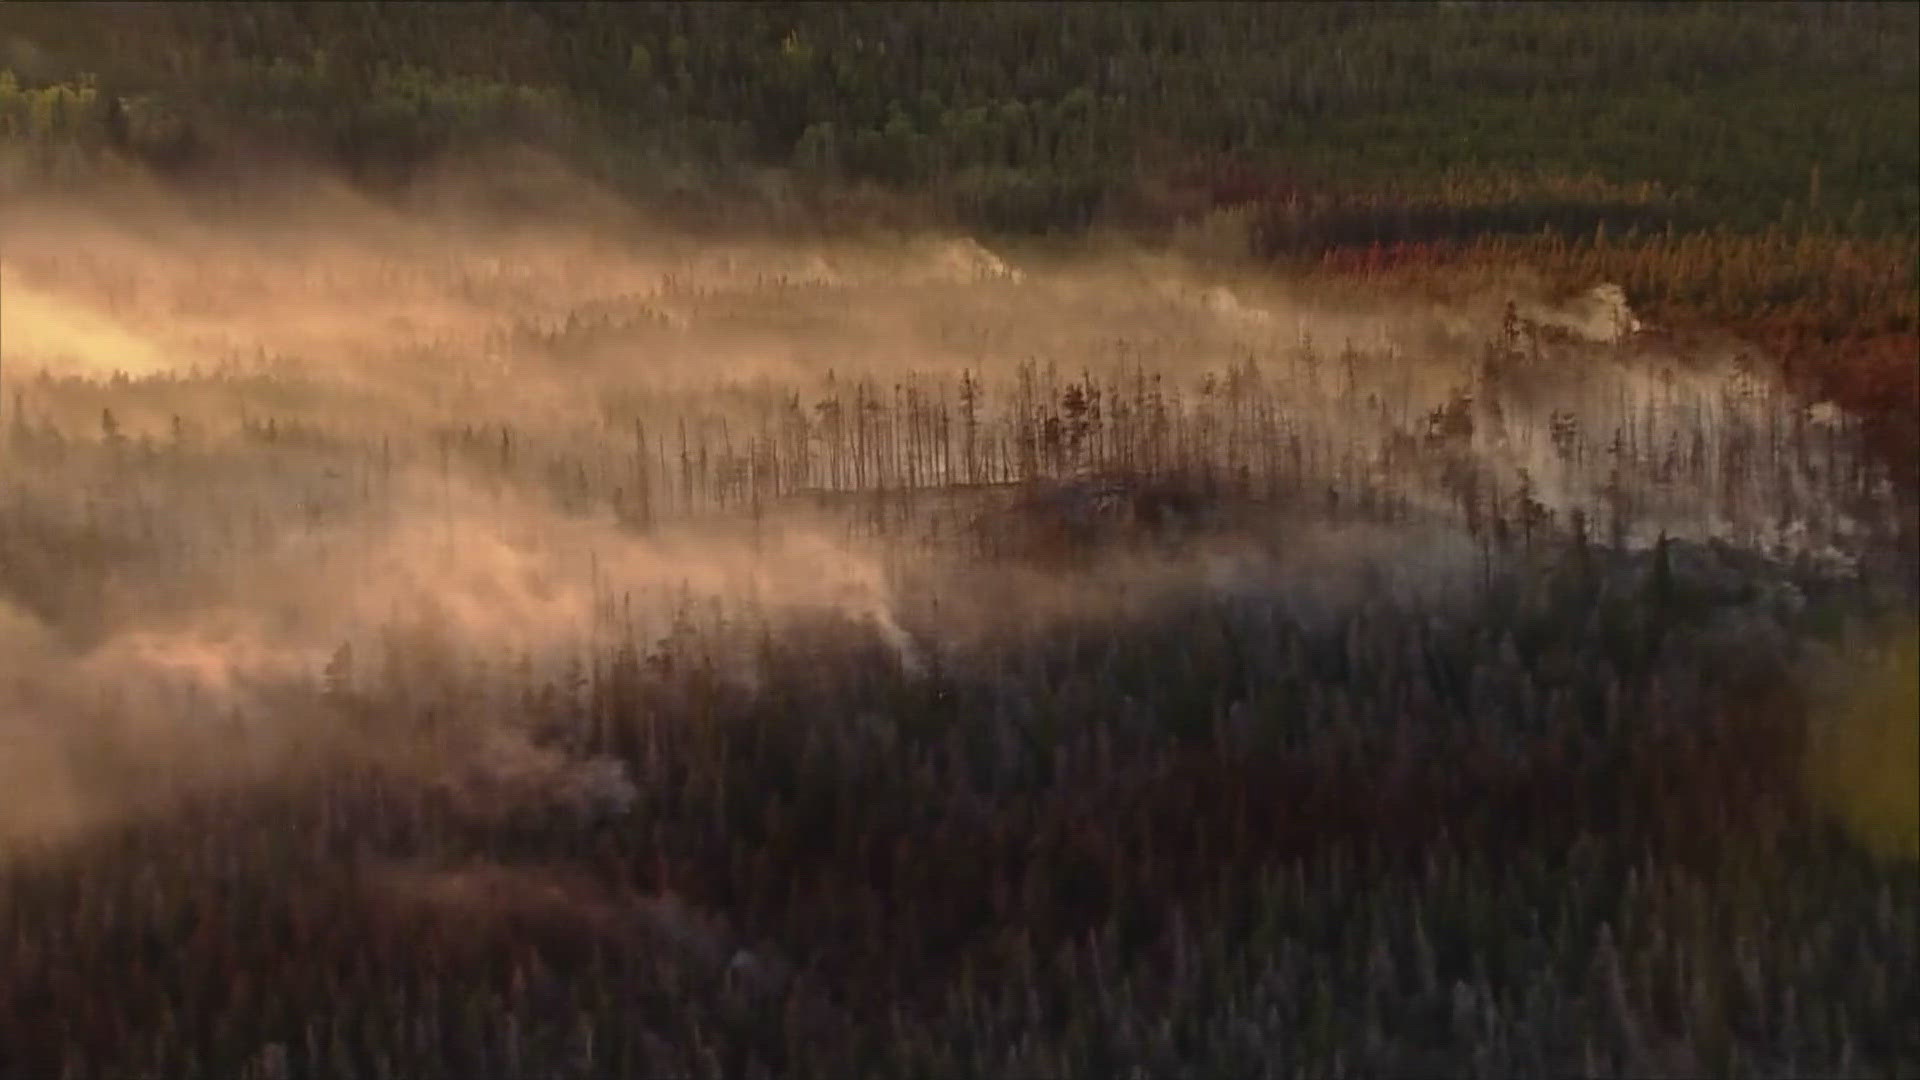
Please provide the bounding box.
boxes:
[0,3,1916,1078]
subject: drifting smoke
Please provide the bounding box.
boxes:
[0,167,1901,849]
[0,265,181,378]
[0,472,917,844]
[1519,282,1643,344]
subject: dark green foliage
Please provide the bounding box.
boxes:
[2,2,1915,234]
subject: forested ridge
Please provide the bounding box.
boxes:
[3,2,1916,237]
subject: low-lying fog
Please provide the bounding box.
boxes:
[0,167,1905,847]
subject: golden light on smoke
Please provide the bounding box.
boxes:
[0,264,179,379]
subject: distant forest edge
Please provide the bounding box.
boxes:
[1,4,1915,336]
[1,2,1914,233]
[4,2,1912,463]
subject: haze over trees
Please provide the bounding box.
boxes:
[0,4,1915,1078]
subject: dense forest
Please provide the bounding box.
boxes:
[1,5,1916,1079]
[3,2,1916,236]
[5,1,1913,441]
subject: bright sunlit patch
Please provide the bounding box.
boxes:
[0,264,177,378]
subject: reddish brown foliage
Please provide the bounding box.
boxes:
[1292,225,1918,486]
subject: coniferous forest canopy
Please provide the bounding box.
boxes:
[0,3,1916,1079]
